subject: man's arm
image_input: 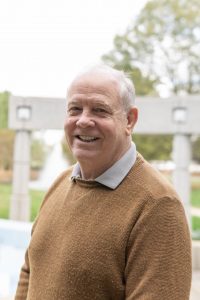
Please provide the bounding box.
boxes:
[14,216,39,300]
[125,196,192,300]
[15,249,30,300]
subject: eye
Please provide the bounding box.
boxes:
[93,107,107,113]
[96,108,105,112]
[67,106,82,115]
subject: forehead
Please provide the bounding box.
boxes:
[67,72,120,101]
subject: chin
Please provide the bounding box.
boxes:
[73,150,97,162]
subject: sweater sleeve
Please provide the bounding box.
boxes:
[14,217,39,300]
[14,170,70,299]
[125,196,192,300]
[14,249,30,300]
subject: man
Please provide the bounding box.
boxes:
[15,65,191,299]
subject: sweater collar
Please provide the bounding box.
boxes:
[71,142,137,189]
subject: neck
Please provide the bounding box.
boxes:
[79,162,107,180]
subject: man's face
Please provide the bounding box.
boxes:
[64,72,136,174]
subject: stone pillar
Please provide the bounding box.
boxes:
[10,130,31,221]
[172,134,191,223]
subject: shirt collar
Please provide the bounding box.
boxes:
[71,142,136,189]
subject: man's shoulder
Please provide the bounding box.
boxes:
[126,152,179,201]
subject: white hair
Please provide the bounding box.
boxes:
[68,64,136,113]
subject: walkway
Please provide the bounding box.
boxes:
[190,271,200,300]
[191,207,200,217]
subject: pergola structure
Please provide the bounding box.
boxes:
[8,95,200,223]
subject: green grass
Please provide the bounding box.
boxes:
[30,189,45,221]
[0,183,10,219]
[190,188,200,239]
[192,216,200,231]
[0,183,200,234]
[192,216,200,240]
[0,183,45,221]
[191,188,200,208]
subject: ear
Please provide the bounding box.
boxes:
[125,107,138,136]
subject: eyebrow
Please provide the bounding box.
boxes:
[67,99,112,110]
[67,101,81,106]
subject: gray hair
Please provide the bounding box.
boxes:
[68,64,136,113]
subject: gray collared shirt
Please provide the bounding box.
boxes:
[71,142,137,189]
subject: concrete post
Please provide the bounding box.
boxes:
[10,130,31,221]
[172,134,191,222]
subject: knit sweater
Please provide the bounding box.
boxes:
[15,153,191,300]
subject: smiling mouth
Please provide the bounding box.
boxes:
[76,135,99,142]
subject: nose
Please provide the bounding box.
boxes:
[76,111,95,128]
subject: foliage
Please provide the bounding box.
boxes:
[133,134,172,160]
[0,130,47,171]
[0,93,14,171]
[0,91,46,170]
[103,0,200,95]
[31,138,47,170]
[102,0,200,160]
[0,91,9,128]
[0,129,15,170]
[102,55,157,96]
[192,136,200,163]
[61,137,76,165]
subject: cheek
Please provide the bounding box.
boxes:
[64,120,73,144]
[64,119,68,131]
[64,118,74,133]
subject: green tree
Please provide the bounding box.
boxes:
[0,129,15,170]
[103,0,200,95]
[0,91,9,128]
[192,136,200,163]
[31,138,47,170]
[0,92,15,171]
[133,134,172,161]
[102,0,200,160]
[0,131,47,171]
[61,137,76,165]
[102,54,156,96]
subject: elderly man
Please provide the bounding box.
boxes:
[15,65,191,299]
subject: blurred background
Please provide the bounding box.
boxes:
[0,0,200,299]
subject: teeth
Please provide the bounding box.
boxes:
[78,135,97,142]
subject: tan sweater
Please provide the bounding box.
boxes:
[15,153,191,300]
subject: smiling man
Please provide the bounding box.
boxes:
[65,69,137,179]
[15,65,191,300]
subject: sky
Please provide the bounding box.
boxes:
[0,0,148,98]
